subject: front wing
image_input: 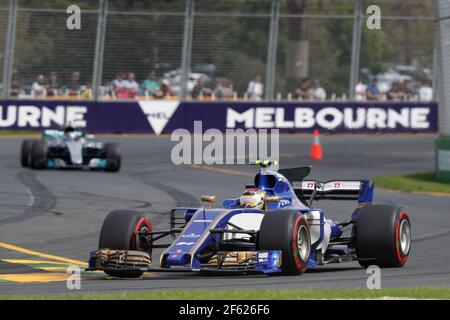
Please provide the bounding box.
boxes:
[47,158,107,169]
[86,249,283,274]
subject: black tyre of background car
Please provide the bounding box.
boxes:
[30,140,48,170]
[258,209,311,275]
[20,139,34,167]
[99,210,152,278]
[355,205,411,268]
[104,142,121,172]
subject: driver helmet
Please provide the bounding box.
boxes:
[64,126,75,135]
[239,188,266,209]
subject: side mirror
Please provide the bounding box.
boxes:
[200,195,216,208]
[263,196,280,211]
[264,196,280,203]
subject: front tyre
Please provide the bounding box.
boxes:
[30,140,48,170]
[104,142,121,172]
[355,205,411,268]
[99,210,152,278]
[258,210,311,275]
[21,139,34,167]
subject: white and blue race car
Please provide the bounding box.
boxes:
[88,161,411,277]
[20,127,121,172]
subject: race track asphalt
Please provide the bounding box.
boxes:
[0,133,449,296]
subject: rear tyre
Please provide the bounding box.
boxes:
[104,142,121,172]
[355,205,411,268]
[30,140,48,170]
[21,139,34,167]
[258,210,311,275]
[99,210,152,278]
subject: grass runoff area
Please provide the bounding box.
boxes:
[375,172,450,195]
[0,130,38,136]
[0,288,449,300]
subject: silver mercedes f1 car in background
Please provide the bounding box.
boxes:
[20,127,121,172]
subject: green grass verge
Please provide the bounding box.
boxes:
[0,130,39,136]
[1,288,450,300]
[375,172,450,194]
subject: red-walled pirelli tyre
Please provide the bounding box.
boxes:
[99,210,152,278]
[355,205,411,268]
[258,210,311,275]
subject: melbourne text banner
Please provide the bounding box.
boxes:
[0,100,438,134]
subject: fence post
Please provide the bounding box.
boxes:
[434,0,450,182]
[265,0,280,101]
[434,0,450,136]
[2,0,18,99]
[348,0,363,100]
[181,0,194,100]
[92,0,108,101]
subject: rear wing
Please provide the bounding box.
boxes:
[292,180,374,204]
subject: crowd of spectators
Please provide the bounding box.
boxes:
[6,70,434,102]
[111,72,139,99]
[191,74,263,101]
[108,71,174,99]
[294,78,327,101]
[355,78,433,102]
[7,70,266,101]
[10,70,89,98]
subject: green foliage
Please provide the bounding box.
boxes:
[361,27,388,76]
[375,172,450,194]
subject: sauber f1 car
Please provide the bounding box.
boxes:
[20,127,121,172]
[87,161,411,277]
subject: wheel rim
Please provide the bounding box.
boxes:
[297,225,310,262]
[133,225,149,250]
[399,219,411,255]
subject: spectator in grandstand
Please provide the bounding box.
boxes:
[387,81,408,101]
[142,71,163,98]
[355,79,367,101]
[67,71,82,96]
[160,79,174,98]
[213,78,225,100]
[227,80,235,99]
[192,76,212,99]
[125,72,139,99]
[402,79,414,99]
[418,80,433,102]
[32,74,47,98]
[112,72,128,99]
[47,71,60,97]
[309,80,326,101]
[295,78,313,100]
[81,82,92,99]
[366,78,384,100]
[213,78,233,100]
[246,74,264,101]
[10,70,22,97]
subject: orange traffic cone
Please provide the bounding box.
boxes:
[310,129,323,160]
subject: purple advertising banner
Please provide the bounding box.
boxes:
[0,99,438,134]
